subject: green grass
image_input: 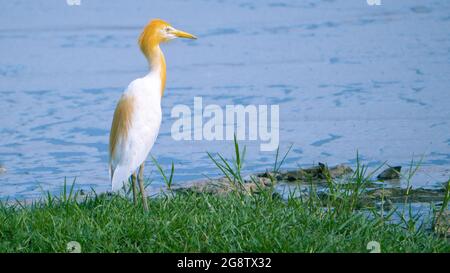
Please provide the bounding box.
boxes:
[0,139,449,253]
[0,190,448,253]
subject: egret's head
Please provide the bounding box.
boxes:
[139,19,196,55]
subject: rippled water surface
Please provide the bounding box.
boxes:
[1,0,450,199]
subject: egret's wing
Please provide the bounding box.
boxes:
[109,94,135,190]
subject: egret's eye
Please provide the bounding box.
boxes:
[164,27,172,32]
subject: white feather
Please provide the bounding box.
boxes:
[110,70,162,191]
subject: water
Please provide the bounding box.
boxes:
[1,0,450,200]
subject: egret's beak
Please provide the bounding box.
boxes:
[173,28,197,39]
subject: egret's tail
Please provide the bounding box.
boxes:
[110,164,131,192]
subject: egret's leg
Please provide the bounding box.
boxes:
[131,172,138,204]
[138,162,149,212]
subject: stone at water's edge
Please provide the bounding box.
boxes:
[173,177,273,196]
[259,163,354,183]
[172,163,355,196]
[0,165,6,174]
[377,166,402,180]
[173,163,355,195]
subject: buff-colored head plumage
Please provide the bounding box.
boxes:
[138,19,196,59]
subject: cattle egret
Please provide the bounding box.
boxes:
[109,19,196,211]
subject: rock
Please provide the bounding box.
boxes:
[260,163,353,183]
[377,166,401,180]
[328,164,354,178]
[173,176,273,196]
[0,165,6,174]
[434,210,450,237]
[259,171,284,181]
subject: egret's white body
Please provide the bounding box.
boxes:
[108,19,196,208]
[110,73,162,191]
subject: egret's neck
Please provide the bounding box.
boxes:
[145,45,167,97]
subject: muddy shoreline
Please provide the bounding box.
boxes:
[174,163,449,203]
[173,163,450,236]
